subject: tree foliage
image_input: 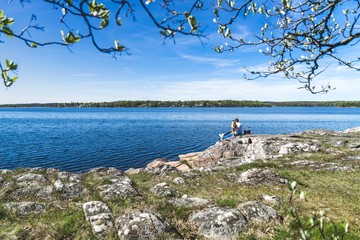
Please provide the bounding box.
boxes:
[2,100,360,108]
[1,0,359,93]
[213,0,360,93]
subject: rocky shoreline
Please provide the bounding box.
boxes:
[1,126,359,239]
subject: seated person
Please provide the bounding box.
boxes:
[219,118,242,140]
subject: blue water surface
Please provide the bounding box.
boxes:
[0,107,359,172]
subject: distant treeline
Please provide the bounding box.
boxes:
[1,100,360,108]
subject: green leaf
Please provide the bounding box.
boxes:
[214,8,219,17]
[290,207,296,217]
[61,31,80,44]
[114,40,125,51]
[5,59,10,68]
[2,26,14,37]
[116,17,122,26]
[290,181,297,190]
[187,15,197,32]
[9,61,18,71]
[10,76,18,82]
[0,10,3,18]
[114,40,119,49]
[31,42,37,48]
[100,19,109,28]
[218,0,223,7]
[251,2,257,13]
[345,223,349,232]
[62,8,67,15]
[66,0,73,6]
[300,229,308,240]
[1,71,8,81]
[299,191,305,200]
[224,28,231,38]
[258,5,265,14]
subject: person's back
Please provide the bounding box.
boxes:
[235,121,242,136]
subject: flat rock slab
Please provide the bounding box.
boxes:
[237,168,288,185]
[170,195,210,208]
[238,201,279,223]
[10,173,54,200]
[151,182,176,197]
[344,126,360,133]
[189,207,248,240]
[16,173,49,185]
[4,202,46,216]
[83,201,112,220]
[87,167,139,200]
[291,160,356,172]
[115,210,181,240]
[54,172,88,199]
[99,181,139,200]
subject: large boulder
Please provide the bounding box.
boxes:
[179,135,323,169]
[344,126,360,133]
[54,172,88,199]
[151,182,176,197]
[278,142,320,156]
[16,173,49,185]
[99,181,139,200]
[189,207,248,240]
[237,168,288,185]
[12,173,53,199]
[115,210,181,239]
[87,167,139,200]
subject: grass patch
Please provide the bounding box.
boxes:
[279,169,360,237]
[157,202,192,220]
[234,161,281,172]
[216,198,238,208]
[128,171,156,192]
[100,177,113,185]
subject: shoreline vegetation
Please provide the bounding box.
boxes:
[1,100,360,108]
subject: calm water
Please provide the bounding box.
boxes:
[0,107,359,172]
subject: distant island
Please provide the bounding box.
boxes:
[1,100,360,108]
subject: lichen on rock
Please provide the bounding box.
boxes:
[115,210,181,239]
[189,207,248,240]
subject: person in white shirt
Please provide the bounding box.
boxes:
[219,118,242,140]
[234,120,242,136]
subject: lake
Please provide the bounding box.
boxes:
[0,107,359,172]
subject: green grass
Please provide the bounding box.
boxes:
[0,148,359,239]
[217,198,238,208]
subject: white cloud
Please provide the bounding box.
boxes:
[71,73,97,77]
[180,54,241,68]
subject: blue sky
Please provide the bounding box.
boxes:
[0,1,359,104]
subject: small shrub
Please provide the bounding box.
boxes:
[288,181,350,240]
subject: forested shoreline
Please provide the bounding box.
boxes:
[1,100,360,108]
